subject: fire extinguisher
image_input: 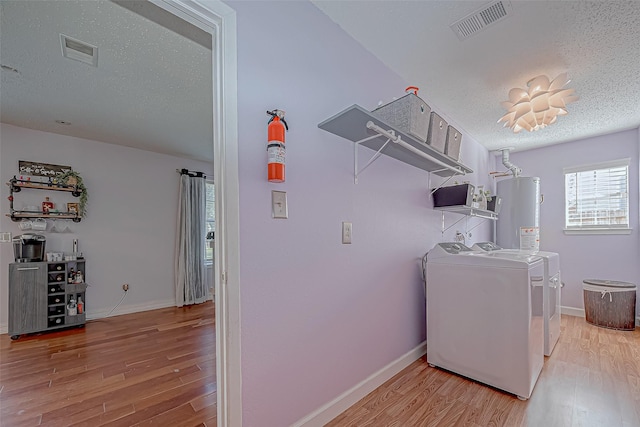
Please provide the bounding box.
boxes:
[267,109,288,183]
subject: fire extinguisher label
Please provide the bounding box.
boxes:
[267,143,286,164]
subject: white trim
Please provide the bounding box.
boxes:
[563,228,632,235]
[86,298,177,320]
[0,298,189,334]
[150,2,240,426]
[562,157,631,174]
[561,306,640,327]
[291,342,428,427]
[561,305,586,318]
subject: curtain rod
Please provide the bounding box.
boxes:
[177,168,206,178]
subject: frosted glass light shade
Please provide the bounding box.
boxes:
[498,73,579,133]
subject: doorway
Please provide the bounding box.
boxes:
[150,1,241,425]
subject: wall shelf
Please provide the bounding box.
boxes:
[6,177,83,222]
[436,205,498,237]
[318,104,473,182]
[435,205,498,221]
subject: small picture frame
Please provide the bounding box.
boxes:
[67,203,79,214]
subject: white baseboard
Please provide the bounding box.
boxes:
[86,298,177,320]
[560,305,585,318]
[291,341,427,427]
[0,298,185,335]
[561,305,640,326]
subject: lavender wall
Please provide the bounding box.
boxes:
[0,124,213,330]
[508,128,640,316]
[228,2,491,425]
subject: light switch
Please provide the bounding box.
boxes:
[271,190,288,219]
[0,232,11,243]
[342,222,352,244]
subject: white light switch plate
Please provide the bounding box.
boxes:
[271,190,288,219]
[0,232,11,243]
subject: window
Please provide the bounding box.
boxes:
[205,181,215,260]
[564,158,630,234]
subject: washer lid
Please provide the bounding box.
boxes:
[583,279,636,288]
[497,249,559,273]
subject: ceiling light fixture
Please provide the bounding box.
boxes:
[498,73,579,133]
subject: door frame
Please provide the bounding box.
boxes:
[150,1,241,425]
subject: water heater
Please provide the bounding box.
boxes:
[496,177,541,250]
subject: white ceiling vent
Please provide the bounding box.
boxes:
[60,34,98,67]
[450,1,513,41]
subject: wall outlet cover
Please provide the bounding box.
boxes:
[0,232,12,243]
[342,222,352,244]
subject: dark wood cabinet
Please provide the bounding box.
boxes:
[9,263,48,336]
[9,260,87,339]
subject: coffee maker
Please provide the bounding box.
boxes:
[13,234,46,262]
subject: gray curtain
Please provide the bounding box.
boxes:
[175,173,207,306]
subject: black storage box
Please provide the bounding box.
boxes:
[487,196,502,214]
[432,183,475,207]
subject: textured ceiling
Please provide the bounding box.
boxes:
[0,0,213,161]
[312,0,640,152]
[2,1,639,157]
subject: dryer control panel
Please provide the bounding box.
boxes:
[434,242,473,255]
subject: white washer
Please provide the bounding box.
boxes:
[472,242,561,356]
[426,242,544,400]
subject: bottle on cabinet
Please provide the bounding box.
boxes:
[77,297,84,315]
[67,298,77,316]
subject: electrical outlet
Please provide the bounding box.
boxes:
[0,232,11,243]
[122,283,129,291]
[342,222,352,244]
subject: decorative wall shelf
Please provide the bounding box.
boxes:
[6,177,83,222]
[318,104,473,183]
[8,180,83,196]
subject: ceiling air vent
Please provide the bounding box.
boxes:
[60,34,98,67]
[450,1,513,41]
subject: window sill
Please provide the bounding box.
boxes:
[564,228,632,235]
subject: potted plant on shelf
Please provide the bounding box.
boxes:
[57,170,88,216]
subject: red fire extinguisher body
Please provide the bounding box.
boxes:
[267,113,286,183]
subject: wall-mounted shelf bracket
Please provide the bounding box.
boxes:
[429,174,460,196]
[353,132,392,184]
[437,206,498,234]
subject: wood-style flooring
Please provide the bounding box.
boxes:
[0,302,216,427]
[2,305,639,427]
[328,315,640,427]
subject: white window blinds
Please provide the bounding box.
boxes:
[564,159,630,230]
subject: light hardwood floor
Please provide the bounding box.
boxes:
[0,302,216,427]
[328,315,640,427]
[2,306,638,427]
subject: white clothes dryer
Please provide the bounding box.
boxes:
[472,242,561,356]
[425,243,544,400]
